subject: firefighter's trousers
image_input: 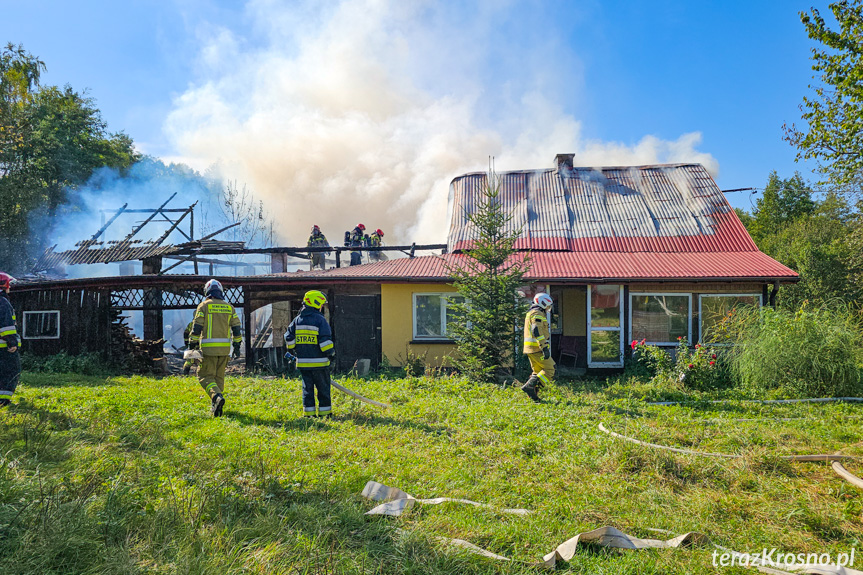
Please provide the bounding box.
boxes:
[311,253,326,269]
[198,355,229,398]
[350,251,362,266]
[0,348,20,401]
[300,368,332,415]
[527,352,555,387]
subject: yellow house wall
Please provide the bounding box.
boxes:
[381,283,459,367]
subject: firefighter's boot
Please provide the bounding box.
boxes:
[211,393,225,417]
[521,375,541,403]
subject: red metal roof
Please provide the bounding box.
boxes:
[448,163,758,253]
[284,250,798,282]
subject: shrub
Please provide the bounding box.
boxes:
[630,338,730,391]
[723,304,863,397]
[21,352,114,375]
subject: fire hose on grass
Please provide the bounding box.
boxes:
[284,352,391,409]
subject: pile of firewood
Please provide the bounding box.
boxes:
[109,310,167,373]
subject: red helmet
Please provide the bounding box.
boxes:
[357,223,366,231]
[375,229,384,237]
[312,224,320,233]
[0,272,15,292]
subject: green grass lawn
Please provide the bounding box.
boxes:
[1,371,862,574]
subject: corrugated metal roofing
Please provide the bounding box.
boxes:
[273,250,798,282]
[448,163,757,253]
[35,241,183,269]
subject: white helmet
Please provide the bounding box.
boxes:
[534,293,553,310]
[204,279,223,295]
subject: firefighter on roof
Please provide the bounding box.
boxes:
[521,293,555,403]
[189,279,243,417]
[348,223,366,266]
[0,272,20,407]
[285,290,336,417]
[307,225,330,270]
[368,228,388,262]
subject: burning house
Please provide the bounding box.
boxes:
[11,157,797,374]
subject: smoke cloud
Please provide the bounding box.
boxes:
[165,0,718,246]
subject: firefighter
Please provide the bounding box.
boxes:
[189,279,242,417]
[349,223,366,266]
[307,225,330,270]
[368,228,389,262]
[521,293,554,403]
[182,319,201,376]
[285,290,336,417]
[0,272,20,408]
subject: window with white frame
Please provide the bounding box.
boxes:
[23,310,60,340]
[699,294,761,344]
[412,293,464,340]
[588,285,623,366]
[629,293,691,345]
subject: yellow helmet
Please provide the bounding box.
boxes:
[303,290,327,309]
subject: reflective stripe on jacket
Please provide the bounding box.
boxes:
[285,305,334,369]
[0,295,18,349]
[307,232,330,250]
[192,297,242,357]
[523,305,549,355]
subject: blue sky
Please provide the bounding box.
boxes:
[0,0,828,227]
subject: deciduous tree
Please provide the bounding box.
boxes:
[784,1,863,194]
[0,44,137,272]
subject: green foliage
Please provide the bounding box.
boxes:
[748,172,814,243]
[738,173,862,308]
[0,44,138,272]
[445,173,530,383]
[631,339,730,391]
[724,304,863,397]
[784,1,863,189]
[20,351,115,375]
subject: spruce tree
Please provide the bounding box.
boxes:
[445,172,530,383]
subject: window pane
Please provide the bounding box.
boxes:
[443,295,465,336]
[631,295,689,343]
[24,311,59,339]
[701,295,760,342]
[590,329,620,363]
[591,285,620,328]
[415,295,443,337]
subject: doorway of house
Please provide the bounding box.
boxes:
[332,294,381,372]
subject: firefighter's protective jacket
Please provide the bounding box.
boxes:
[369,232,382,248]
[307,232,331,252]
[523,304,550,355]
[284,306,334,369]
[191,296,242,357]
[349,227,365,247]
[0,293,18,350]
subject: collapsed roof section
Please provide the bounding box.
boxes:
[33,192,244,272]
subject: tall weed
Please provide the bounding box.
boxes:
[723,304,863,397]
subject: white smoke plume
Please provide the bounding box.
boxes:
[165,0,718,246]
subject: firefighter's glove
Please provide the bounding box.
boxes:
[542,347,551,360]
[284,352,297,371]
[232,343,242,359]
